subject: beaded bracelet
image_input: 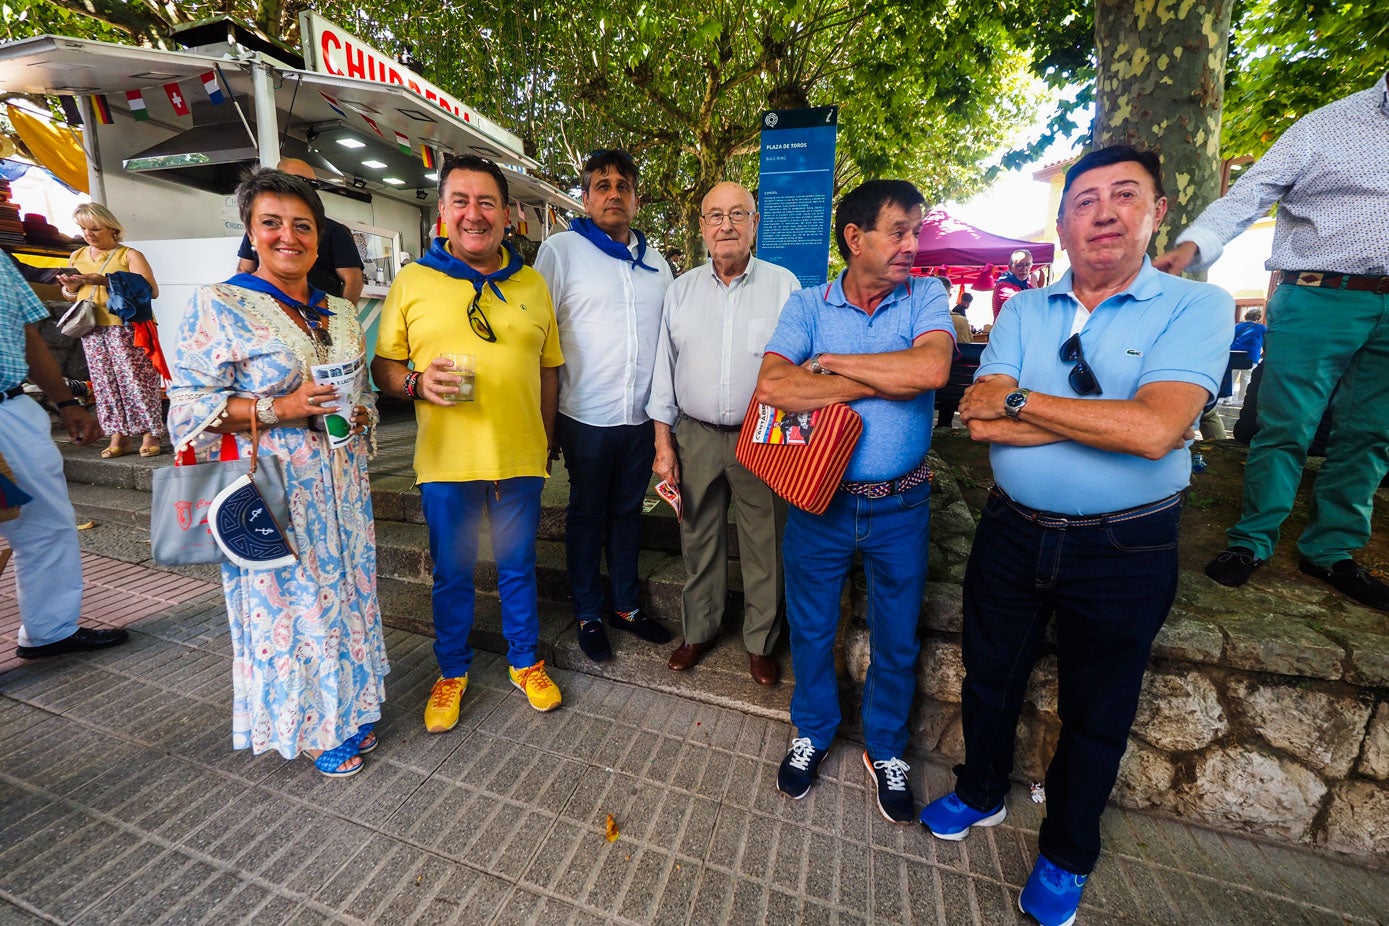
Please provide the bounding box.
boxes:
[403,370,422,400]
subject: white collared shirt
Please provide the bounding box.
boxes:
[646,257,801,427]
[535,230,673,426]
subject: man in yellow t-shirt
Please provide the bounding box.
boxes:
[372,155,564,729]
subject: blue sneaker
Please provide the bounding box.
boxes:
[1020,855,1087,926]
[919,791,1007,840]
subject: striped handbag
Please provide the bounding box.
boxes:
[735,396,862,515]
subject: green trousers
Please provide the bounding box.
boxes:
[673,419,786,654]
[1227,282,1389,564]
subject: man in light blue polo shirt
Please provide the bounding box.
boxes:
[0,255,122,660]
[754,179,955,823]
[918,146,1232,926]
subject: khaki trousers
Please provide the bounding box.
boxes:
[673,419,786,654]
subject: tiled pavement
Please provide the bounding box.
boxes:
[2,558,1388,925]
[0,542,218,675]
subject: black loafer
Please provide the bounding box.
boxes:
[608,608,672,644]
[1205,546,1263,587]
[15,626,129,660]
[577,620,612,662]
[1298,556,1389,612]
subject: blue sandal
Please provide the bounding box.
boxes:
[312,740,362,778]
[346,723,377,755]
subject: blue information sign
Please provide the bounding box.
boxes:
[756,106,839,287]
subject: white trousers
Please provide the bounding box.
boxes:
[0,395,83,646]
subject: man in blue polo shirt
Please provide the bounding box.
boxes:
[919,146,1232,926]
[754,179,955,823]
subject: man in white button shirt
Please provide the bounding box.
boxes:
[535,149,675,661]
[648,182,800,684]
[1156,73,1389,612]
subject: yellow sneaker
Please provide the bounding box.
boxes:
[424,675,468,733]
[509,661,561,712]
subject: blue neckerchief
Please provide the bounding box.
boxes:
[569,216,659,272]
[226,273,334,327]
[997,271,1030,289]
[416,238,524,301]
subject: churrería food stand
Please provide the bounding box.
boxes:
[0,14,582,355]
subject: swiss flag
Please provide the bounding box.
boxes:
[163,82,190,117]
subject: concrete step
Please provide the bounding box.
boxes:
[377,577,792,721]
[67,517,790,722]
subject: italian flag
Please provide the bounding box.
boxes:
[126,89,149,121]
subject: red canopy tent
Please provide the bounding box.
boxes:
[912,208,1055,289]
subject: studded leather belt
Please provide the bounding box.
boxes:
[1279,271,1389,294]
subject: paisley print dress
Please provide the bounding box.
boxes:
[168,283,388,758]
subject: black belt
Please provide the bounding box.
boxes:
[1280,270,1389,294]
[991,486,1184,528]
[689,417,742,434]
[841,459,933,499]
[0,385,25,403]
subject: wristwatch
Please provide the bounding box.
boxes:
[809,353,829,374]
[1004,388,1031,420]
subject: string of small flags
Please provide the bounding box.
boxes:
[81,75,454,172]
[88,70,228,125]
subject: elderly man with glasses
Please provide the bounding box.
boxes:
[372,155,565,730]
[920,145,1232,926]
[647,182,800,684]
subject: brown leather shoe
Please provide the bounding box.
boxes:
[667,641,713,671]
[749,652,779,686]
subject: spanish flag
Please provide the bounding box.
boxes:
[90,94,114,125]
[420,144,436,169]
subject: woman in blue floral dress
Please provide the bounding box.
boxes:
[168,169,388,777]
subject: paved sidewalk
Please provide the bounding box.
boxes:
[2,567,1388,925]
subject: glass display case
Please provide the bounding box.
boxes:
[345,221,401,299]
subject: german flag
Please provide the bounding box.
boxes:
[90,94,114,125]
[420,144,436,169]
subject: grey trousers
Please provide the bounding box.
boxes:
[673,419,786,654]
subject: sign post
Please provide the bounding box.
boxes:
[756,106,839,287]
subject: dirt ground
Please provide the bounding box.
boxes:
[930,429,1389,580]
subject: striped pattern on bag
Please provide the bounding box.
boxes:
[735,396,862,515]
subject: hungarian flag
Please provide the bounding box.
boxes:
[163,82,190,117]
[395,131,410,155]
[361,115,384,138]
[90,94,114,125]
[420,144,436,169]
[125,89,150,121]
[201,71,225,105]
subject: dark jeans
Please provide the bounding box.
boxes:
[556,415,656,622]
[954,489,1182,875]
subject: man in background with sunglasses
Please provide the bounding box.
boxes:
[373,155,565,730]
[1156,74,1389,613]
[535,149,675,662]
[922,146,1232,926]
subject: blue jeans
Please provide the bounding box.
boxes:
[556,415,655,622]
[783,480,931,760]
[420,478,544,675]
[955,489,1181,875]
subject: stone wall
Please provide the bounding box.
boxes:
[843,454,1389,861]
